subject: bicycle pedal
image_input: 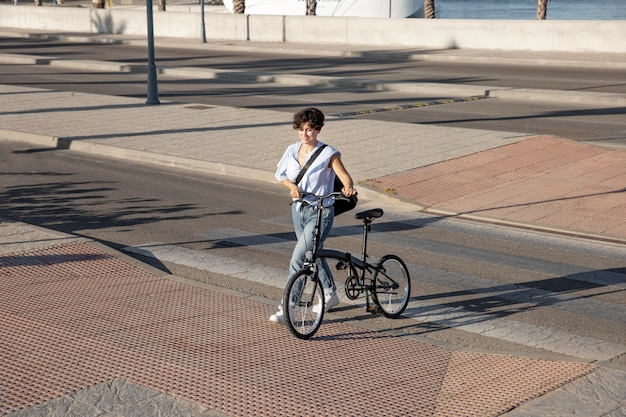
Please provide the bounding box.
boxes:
[366,305,380,314]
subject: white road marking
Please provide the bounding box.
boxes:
[404,300,624,361]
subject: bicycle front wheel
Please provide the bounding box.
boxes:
[372,255,411,318]
[283,270,325,340]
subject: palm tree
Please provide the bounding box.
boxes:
[233,0,245,14]
[424,0,435,19]
[306,0,317,15]
[158,0,166,11]
[537,0,549,20]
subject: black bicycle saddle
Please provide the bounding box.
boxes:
[355,208,384,220]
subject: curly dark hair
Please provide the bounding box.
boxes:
[293,107,325,131]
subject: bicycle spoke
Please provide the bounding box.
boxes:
[373,255,411,318]
[284,270,324,339]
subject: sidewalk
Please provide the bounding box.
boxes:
[1,32,625,416]
[3,220,625,417]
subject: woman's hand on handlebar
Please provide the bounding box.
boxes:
[340,186,357,197]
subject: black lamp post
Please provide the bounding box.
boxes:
[200,0,206,43]
[146,0,160,105]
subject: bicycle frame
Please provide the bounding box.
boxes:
[298,193,381,270]
[310,198,385,312]
[284,193,410,339]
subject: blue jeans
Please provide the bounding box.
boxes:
[288,203,336,294]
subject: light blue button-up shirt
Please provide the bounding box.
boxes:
[275,141,338,207]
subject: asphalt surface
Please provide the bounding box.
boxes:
[1,23,625,417]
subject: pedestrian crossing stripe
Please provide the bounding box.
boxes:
[332,95,488,118]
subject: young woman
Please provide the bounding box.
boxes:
[270,107,357,324]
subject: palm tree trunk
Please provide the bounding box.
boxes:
[306,0,317,15]
[233,0,245,14]
[158,0,166,11]
[537,0,549,20]
[424,0,436,19]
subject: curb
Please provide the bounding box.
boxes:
[0,128,62,147]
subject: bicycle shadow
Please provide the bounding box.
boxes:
[314,267,626,342]
[310,315,407,342]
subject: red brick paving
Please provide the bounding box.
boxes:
[366,136,626,241]
[1,242,594,416]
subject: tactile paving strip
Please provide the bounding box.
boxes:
[0,242,594,416]
[366,136,626,240]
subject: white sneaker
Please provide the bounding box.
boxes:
[269,308,284,324]
[325,291,339,311]
[313,291,340,313]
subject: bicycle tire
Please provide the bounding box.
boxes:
[372,254,411,318]
[283,269,325,340]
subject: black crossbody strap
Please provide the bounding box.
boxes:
[295,144,327,185]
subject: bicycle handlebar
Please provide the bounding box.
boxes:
[303,191,344,200]
[290,191,344,205]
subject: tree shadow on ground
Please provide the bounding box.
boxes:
[91,10,127,35]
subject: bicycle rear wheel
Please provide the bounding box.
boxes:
[283,270,325,340]
[372,255,411,318]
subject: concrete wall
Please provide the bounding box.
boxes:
[1,5,625,53]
